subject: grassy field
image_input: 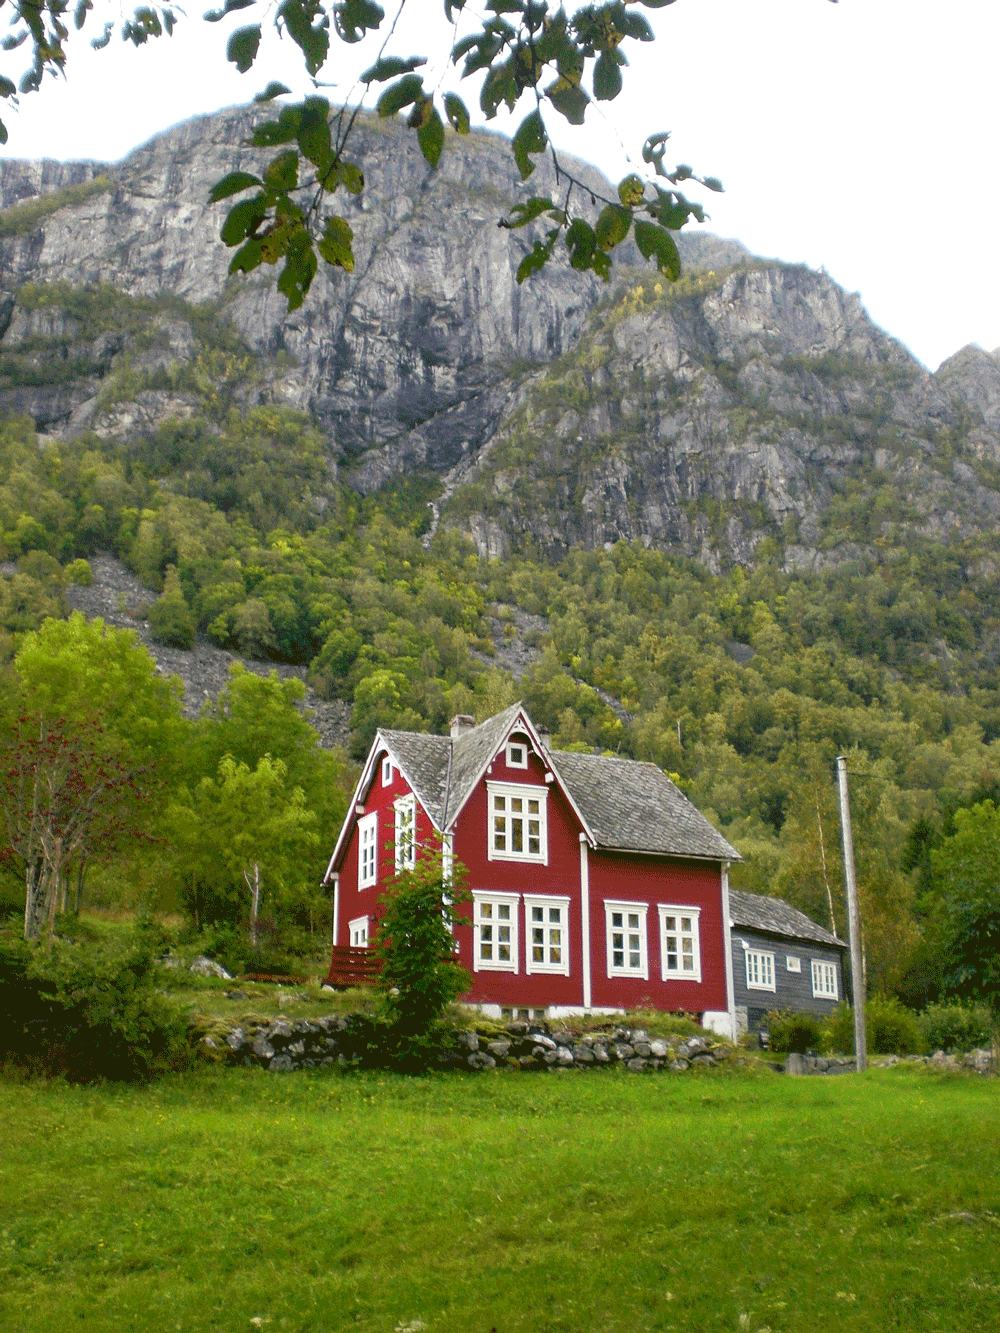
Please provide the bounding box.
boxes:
[3,1064,999,1333]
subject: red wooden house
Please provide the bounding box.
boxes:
[323,703,740,1034]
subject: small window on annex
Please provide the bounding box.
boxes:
[349,916,369,948]
[605,901,648,979]
[358,812,378,889]
[524,895,570,975]
[745,948,775,991]
[472,891,519,972]
[811,958,839,999]
[658,905,701,982]
[394,794,416,872]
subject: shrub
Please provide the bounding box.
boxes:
[0,919,193,1081]
[826,996,924,1056]
[919,1000,995,1053]
[762,1007,826,1054]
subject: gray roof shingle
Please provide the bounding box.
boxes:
[729,888,846,948]
[378,705,738,863]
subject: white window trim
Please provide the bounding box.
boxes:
[471,890,520,973]
[524,894,571,976]
[349,916,369,949]
[745,947,775,991]
[381,757,393,786]
[605,900,649,980]
[505,739,529,768]
[785,955,801,973]
[811,958,839,1000]
[658,904,701,983]
[487,781,548,864]
[358,812,378,890]
[394,793,416,873]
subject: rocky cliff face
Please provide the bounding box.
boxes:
[2,109,999,572]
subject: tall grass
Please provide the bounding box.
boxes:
[2,1066,998,1332]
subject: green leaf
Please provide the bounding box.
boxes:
[226,24,260,73]
[511,108,547,180]
[546,76,588,125]
[334,0,384,43]
[636,0,678,7]
[565,218,596,270]
[503,195,560,229]
[208,170,263,203]
[360,55,425,83]
[593,49,623,101]
[317,215,355,272]
[595,204,631,252]
[633,219,681,280]
[228,236,264,275]
[263,150,298,194]
[618,10,654,40]
[617,173,644,207]
[251,105,302,147]
[254,81,291,103]
[327,158,364,195]
[443,92,470,133]
[703,176,724,193]
[0,75,16,98]
[278,239,318,310]
[516,230,558,283]
[297,99,331,168]
[376,73,424,117]
[220,194,267,246]
[417,106,445,168]
[0,119,7,146]
[204,0,255,21]
[278,0,329,75]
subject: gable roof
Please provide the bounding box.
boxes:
[729,889,846,949]
[369,703,738,864]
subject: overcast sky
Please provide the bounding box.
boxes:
[1,0,996,372]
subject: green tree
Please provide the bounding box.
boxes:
[0,614,184,937]
[376,851,470,1041]
[930,801,1000,1017]
[1,1,729,306]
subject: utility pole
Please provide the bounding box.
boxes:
[836,757,866,1072]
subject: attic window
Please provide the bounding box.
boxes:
[506,740,528,768]
[487,782,547,863]
[382,757,393,786]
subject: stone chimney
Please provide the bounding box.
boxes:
[450,714,476,740]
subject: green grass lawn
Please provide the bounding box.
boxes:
[2,1065,998,1333]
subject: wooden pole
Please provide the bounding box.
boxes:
[836,757,866,1072]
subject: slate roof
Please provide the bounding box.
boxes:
[729,888,846,948]
[378,704,739,863]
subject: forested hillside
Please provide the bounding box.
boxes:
[2,112,1000,1009]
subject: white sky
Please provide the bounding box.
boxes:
[1,0,997,371]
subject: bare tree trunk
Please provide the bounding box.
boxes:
[244,863,262,947]
[23,858,44,940]
[73,862,86,916]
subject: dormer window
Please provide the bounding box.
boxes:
[381,757,393,786]
[506,739,529,768]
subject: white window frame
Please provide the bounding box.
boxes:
[605,900,649,980]
[487,781,548,864]
[472,891,520,972]
[349,916,369,949]
[505,739,529,768]
[524,894,571,976]
[785,955,801,973]
[358,812,378,889]
[658,904,701,983]
[381,757,393,786]
[394,794,416,873]
[811,958,839,999]
[745,948,775,991]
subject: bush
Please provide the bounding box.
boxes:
[762,1008,826,1054]
[919,1000,995,1053]
[0,919,193,1081]
[826,996,924,1056]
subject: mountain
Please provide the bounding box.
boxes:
[2,106,999,578]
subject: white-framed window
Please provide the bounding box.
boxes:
[381,757,393,786]
[349,916,369,948]
[505,739,529,768]
[487,782,547,863]
[786,955,801,973]
[472,891,519,972]
[811,958,839,999]
[358,812,378,889]
[524,895,570,975]
[394,794,416,873]
[605,901,648,979]
[745,948,775,991]
[658,905,701,982]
